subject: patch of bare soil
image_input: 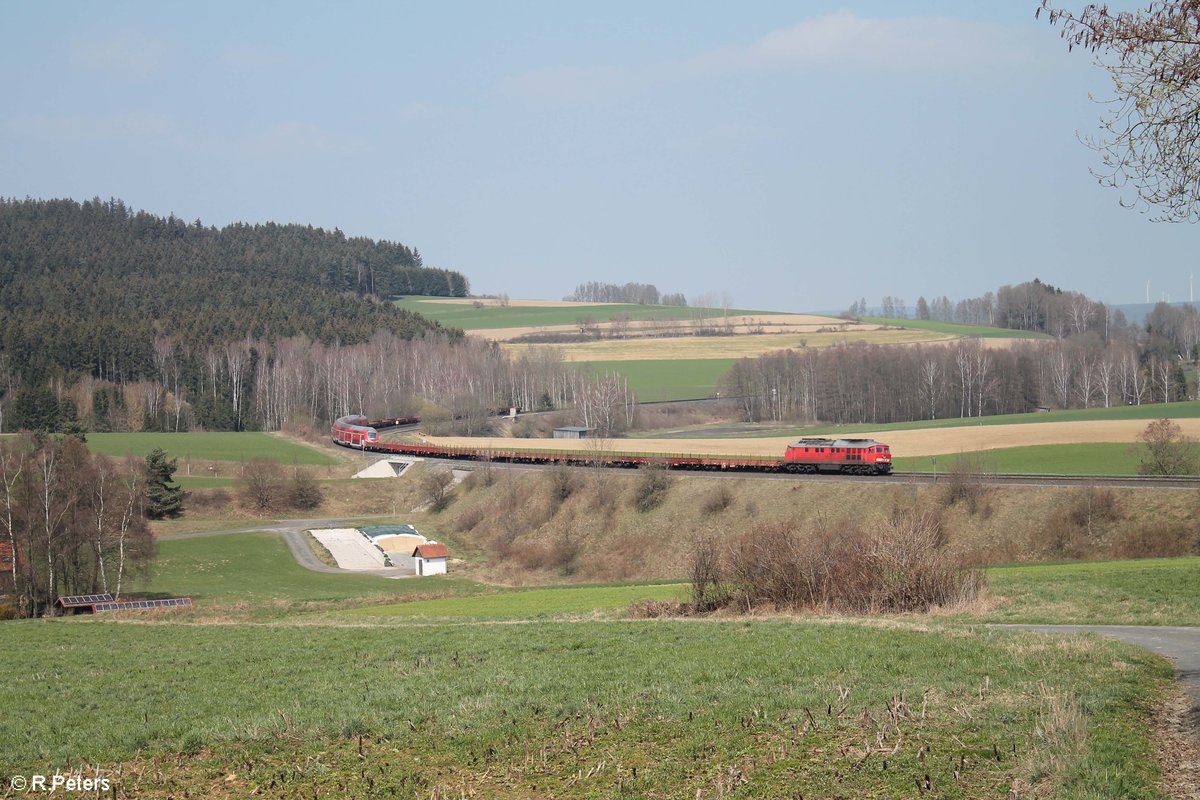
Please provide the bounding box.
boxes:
[1152,683,1200,800]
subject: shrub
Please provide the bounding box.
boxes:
[688,535,729,612]
[451,505,486,533]
[711,513,983,614]
[547,463,575,506]
[287,468,323,510]
[938,453,991,516]
[1111,519,1198,559]
[701,483,734,515]
[238,458,284,512]
[632,463,672,513]
[421,467,455,512]
[628,599,690,618]
[188,487,232,512]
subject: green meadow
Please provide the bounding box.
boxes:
[346,582,687,620]
[395,296,767,331]
[143,532,475,610]
[861,316,1052,339]
[585,357,735,401]
[0,617,1169,798]
[985,556,1200,626]
[893,442,1142,476]
[86,432,339,465]
[4,519,1197,796]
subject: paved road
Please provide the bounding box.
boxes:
[159,515,411,579]
[996,624,1200,728]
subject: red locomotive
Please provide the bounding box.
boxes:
[331,415,892,476]
[783,438,892,475]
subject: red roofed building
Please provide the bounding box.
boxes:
[412,542,449,576]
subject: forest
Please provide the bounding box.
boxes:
[0,198,467,386]
[0,434,156,618]
[731,281,1200,424]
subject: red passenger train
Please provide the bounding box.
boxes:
[331,415,892,476]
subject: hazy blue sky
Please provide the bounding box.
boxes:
[3,1,1193,311]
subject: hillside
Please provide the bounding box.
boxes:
[0,198,466,381]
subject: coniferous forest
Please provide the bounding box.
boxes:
[0,197,469,432]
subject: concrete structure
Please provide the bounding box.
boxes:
[353,456,419,479]
[413,543,449,576]
[310,528,388,570]
[553,426,594,439]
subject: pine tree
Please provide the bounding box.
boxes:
[144,447,184,518]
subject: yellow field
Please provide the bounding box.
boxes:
[425,419,1200,460]
[472,313,867,342]
[501,328,958,363]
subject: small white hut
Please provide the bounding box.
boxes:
[413,542,449,576]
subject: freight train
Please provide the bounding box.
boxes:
[332,415,892,475]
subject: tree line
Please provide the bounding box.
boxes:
[722,336,1189,425]
[0,198,466,386]
[1,332,628,436]
[0,435,161,618]
[566,281,687,306]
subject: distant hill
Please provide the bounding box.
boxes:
[1112,301,1197,326]
[0,197,466,380]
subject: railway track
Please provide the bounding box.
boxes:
[334,416,1200,489]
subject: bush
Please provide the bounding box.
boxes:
[461,458,496,490]
[547,463,575,506]
[238,458,284,512]
[701,483,734,515]
[421,467,455,512]
[938,454,991,516]
[707,514,983,615]
[287,468,323,510]
[632,463,672,513]
[1111,519,1198,559]
[688,535,729,612]
[452,505,486,533]
[188,488,232,512]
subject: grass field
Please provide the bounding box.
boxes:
[142,532,476,612]
[0,528,1191,795]
[893,442,1141,475]
[87,432,339,465]
[985,557,1200,626]
[861,317,1052,339]
[0,619,1169,798]
[673,399,1200,439]
[395,296,766,330]
[585,358,735,401]
[346,582,687,620]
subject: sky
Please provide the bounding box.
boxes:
[2,1,1195,312]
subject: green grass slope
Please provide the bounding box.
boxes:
[87,432,339,465]
[394,296,770,330]
[861,317,1051,339]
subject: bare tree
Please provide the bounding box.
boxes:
[1041,1,1200,221]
